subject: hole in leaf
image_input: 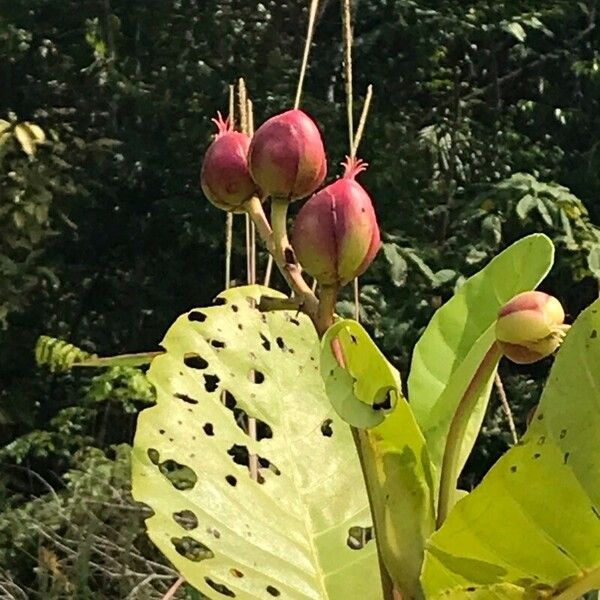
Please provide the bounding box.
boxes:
[147,448,160,465]
[289,317,300,326]
[510,466,517,473]
[230,568,244,578]
[214,297,227,306]
[346,526,374,550]
[204,374,220,392]
[205,577,235,597]
[157,457,197,491]
[173,510,199,531]
[222,391,273,441]
[258,456,281,476]
[260,333,271,351]
[560,429,567,439]
[276,337,286,350]
[321,419,333,437]
[266,586,281,597]
[203,423,215,436]
[211,339,226,349]
[251,370,265,384]
[188,311,207,323]
[225,475,237,487]
[184,353,209,369]
[175,393,199,405]
[533,453,541,460]
[564,452,570,464]
[232,304,239,313]
[350,334,358,344]
[171,536,214,562]
[373,390,394,412]
[227,445,280,483]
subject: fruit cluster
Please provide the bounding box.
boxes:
[201,108,380,289]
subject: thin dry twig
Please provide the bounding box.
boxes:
[294,0,320,109]
[159,577,185,600]
[494,372,519,445]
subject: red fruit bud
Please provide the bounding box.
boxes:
[201,113,258,212]
[248,109,327,201]
[292,157,381,286]
[496,291,569,364]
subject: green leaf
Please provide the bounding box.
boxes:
[131,286,382,600]
[481,214,502,246]
[536,197,554,227]
[588,245,600,279]
[382,243,408,287]
[515,193,536,220]
[503,21,527,42]
[320,319,400,428]
[322,320,434,598]
[403,247,438,284]
[408,235,555,492]
[422,298,600,599]
[73,351,163,368]
[14,123,36,156]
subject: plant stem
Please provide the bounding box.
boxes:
[270,197,291,259]
[245,196,319,321]
[554,566,600,600]
[316,284,339,336]
[436,342,502,528]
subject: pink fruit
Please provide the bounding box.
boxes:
[495,291,569,364]
[248,109,327,201]
[292,157,380,286]
[201,113,258,212]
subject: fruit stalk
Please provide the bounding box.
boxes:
[245,196,319,321]
[436,342,502,528]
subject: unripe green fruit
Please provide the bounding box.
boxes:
[495,291,569,364]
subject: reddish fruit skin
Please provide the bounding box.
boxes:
[248,109,327,201]
[292,158,380,286]
[201,113,258,212]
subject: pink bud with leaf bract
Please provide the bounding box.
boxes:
[248,109,327,201]
[495,291,569,364]
[200,113,258,212]
[292,157,380,286]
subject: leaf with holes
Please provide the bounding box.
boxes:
[321,319,435,598]
[320,319,400,428]
[131,285,382,600]
[407,234,555,494]
[422,299,600,599]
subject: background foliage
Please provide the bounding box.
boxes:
[1,0,600,597]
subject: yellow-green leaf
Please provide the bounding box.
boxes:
[422,298,600,599]
[132,286,382,600]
